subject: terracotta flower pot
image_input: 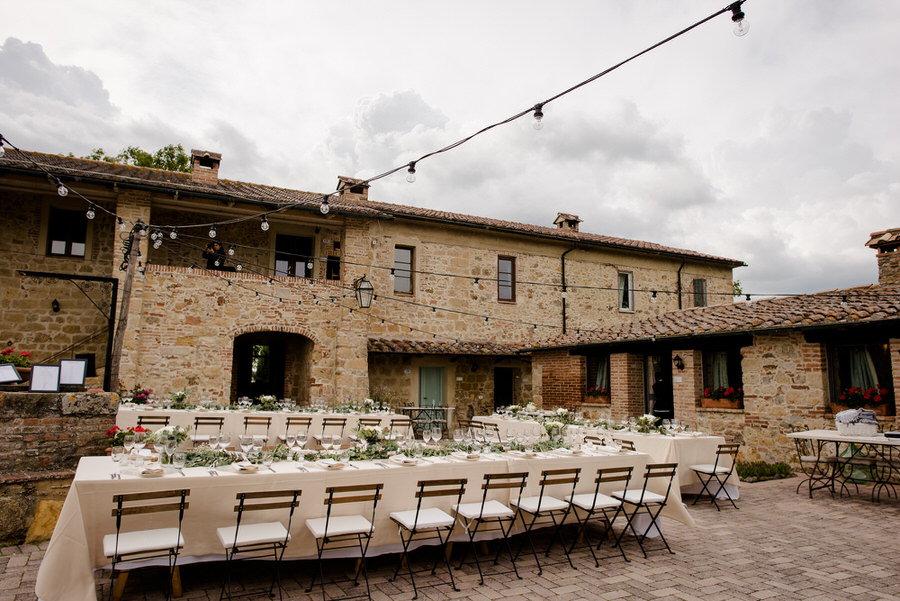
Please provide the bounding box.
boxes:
[831,402,890,417]
[700,397,742,410]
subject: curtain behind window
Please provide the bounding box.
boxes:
[848,346,877,388]
[594,356,609,390]
[711,351,729,389]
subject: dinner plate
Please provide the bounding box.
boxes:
[554,448,584,455]
[316,459,346,470]
[231,463,260,474]
[390,455,419,466]
[139,469,165,478]
[508,450,538,458]
[451,451,481,461]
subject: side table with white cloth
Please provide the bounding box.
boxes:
[35,449,694,601]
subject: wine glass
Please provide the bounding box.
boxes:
[123,433,135,455]
[218,432,232,452]
[331,434,342,452]
[431,426,442,445]
[453,428,463,445]
[285,433,296,449]
[164,436,177,466]
[133,432,146,452]
[321,435,332,452]
[296,432,308,450]
[240,435,254,461]
[422,428,432,445]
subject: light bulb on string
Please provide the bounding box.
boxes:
[236,262,242,272]
[57,183,68,197]
[118,217,127,232]
[260,216,269,231]
[214,259,220,267]
[731,3,749,36]
[169,229,178,240]
[86,205,96,220]
[209,224,217,238]
[153,239,162,249]
[319,196,330,215]
[473,278,480,289]
[561,286,568,299]
[406,161,417,183]
[532,104,544,130]
[651,291,658,304]
[228,244,235,256]
[0,136,5,158]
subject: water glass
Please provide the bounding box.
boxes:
[111,446,125,462]
[172,452,186,470]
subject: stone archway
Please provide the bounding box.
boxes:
[227,325,320,403]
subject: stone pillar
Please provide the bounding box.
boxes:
[610,352,643,420]
[672,349,702,429]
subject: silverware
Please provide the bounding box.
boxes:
[265,466,276,472]
[297,465,309,472]
[208,468,218,477]
[347,462,360,469]
[374,460,389,469]
[176,468,186,477]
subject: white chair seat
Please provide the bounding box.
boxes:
[689,463,730,475]
[511,495,568,514]
[390,507,455,530]
[103,528,184,558]
[306,515,371,539]
[190,434,212,443]
[217,521,289,549]
[453,500,513,520]
[611,489,666,505]
[566,492,620,511]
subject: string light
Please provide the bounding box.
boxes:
[118,217,127,231]
[228,244,236,256]
[532,104,544,130]
[56,182,68,197]
[260,216,269,231]
[319,196,330,215]
[731,2,749,36]
[169,229,178,239]
[0,134,5,158]
[406,161,417,183]
[86,204,96,220]
[236,262,243,272]
[209,224,217,238]
[651,291,658,304]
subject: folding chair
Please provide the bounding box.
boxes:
[243,415,272,446]
[567,465,633,565]
[610,462,677,559]
[481,422,504,444]
[791,426,840,498]
[103,489,189,601]
[137,415,170,428]
[456,418,474,433]
[306,483,383,601]
[452,472,528,585]
[277,416,312,443]
[216,489,301,601]
[190,416,224,446]
[612,439,635,451]
[690,443,741,510]
[389,417,413,440]
[510,467,580,573]
[313,417,347,449]
[388,478,467,599]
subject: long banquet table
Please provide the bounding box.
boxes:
[36,449,694,601]
[116,406,403,443]
[474,415,740,497]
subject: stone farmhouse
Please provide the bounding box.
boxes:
[0,148,742,420]
[530,228,900,463]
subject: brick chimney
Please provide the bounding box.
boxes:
[866,228,900,285]
[190,149,222,185]
[337,176,369,202]
[554,213,581,232]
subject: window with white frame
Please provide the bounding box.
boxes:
[498,256,515,302]
[617,272,634,311]
[393,246,414,294]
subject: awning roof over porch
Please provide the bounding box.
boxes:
[368,338,526,356]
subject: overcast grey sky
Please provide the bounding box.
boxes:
[3,1,898,297]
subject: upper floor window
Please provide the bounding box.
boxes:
[394,246,414,294]
[326,256,341,280]
[693,278,708,307]
[274,234,314,278]
[498,256,516,302]
[617,272,633,311]
[47,206,87,257]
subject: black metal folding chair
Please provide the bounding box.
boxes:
[305,483,383,601]
[611,462,677,559]
[216,489,301,601]
[567,465,633,565]
[137,414,170,428]
[452,472,528,585]
[190,416,224,447]
[510,467,581,573]
[103,489,189,601]
[277,416,312,443]
[388,478,467,599]
[690,443,741,510]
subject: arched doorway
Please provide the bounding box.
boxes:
[232,331,314,403]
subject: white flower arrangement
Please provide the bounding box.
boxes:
[524,402,537,413]
[555,407,570,417]
[146,425,189,445]
[258,395,277,404]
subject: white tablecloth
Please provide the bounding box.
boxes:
[36,450,694,601]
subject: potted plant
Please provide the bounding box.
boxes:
[700,386,744,409]
[831,386,892,416]
[0,347,32,381]
[585,386,610,402]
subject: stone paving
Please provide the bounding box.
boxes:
[3,476,900,601]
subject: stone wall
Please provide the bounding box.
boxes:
[0,391,117,544]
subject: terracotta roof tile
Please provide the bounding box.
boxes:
[368,338,525,356]
[533,284,900,349]
[1,149,743,265]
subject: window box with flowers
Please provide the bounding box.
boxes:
[0,347,32,382]
[700,386,744,410]
[584,386,610,403]
[831,386,892,416]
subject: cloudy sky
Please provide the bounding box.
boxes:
[3,1,898,297]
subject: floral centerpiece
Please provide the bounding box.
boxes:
[507,404,522,416]
[355,425,386,446]
[256,395,279,411]
[106,425,148,447]
[146,425,190,445]
[121,384,152,404]
[166,388,190,409]
[554,407,572,423]
[634,413,663,434]
[543,420,566,438]
[523,402,537,413]
[837,386,890,409]
[0,347,31,367]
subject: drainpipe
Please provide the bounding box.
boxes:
[561,244,578,334]
[676,258,685,309]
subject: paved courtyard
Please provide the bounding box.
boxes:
[3,475,900,601]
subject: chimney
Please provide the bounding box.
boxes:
[553,213,581,232]
[866,228,900,285]
[190,149,222,185]
[337,176,369,202]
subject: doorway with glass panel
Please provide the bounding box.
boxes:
[419,366,444,433]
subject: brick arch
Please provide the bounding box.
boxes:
[227,323,322,348]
